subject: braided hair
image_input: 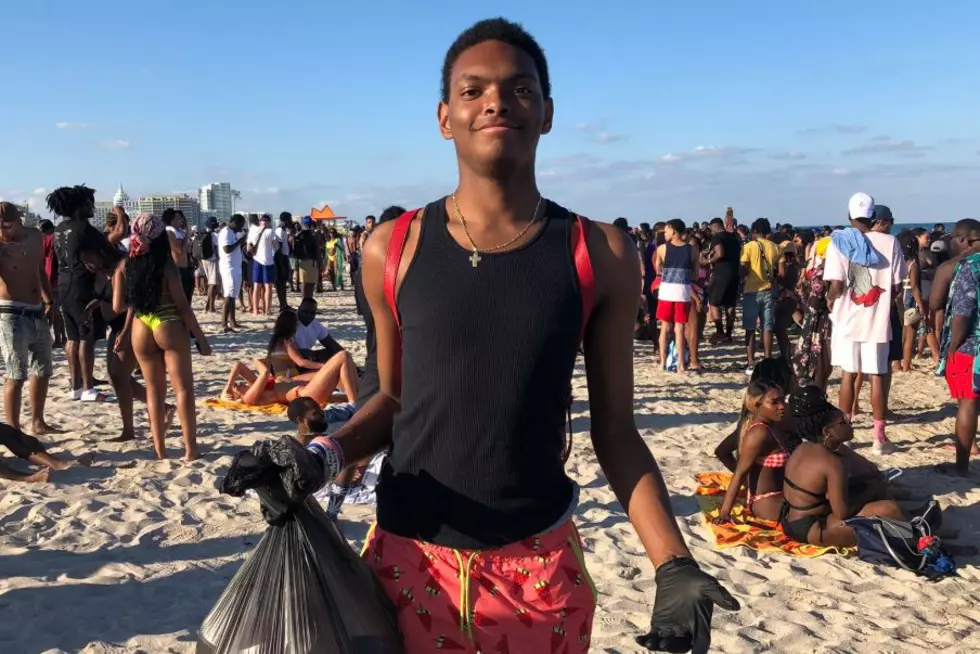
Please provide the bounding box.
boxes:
[789,386,841,443]
[46,185,95,219]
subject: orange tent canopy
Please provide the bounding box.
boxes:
[310,204,346,221]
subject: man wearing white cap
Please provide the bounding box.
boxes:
[824,192,906,454]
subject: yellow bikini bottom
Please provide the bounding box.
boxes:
[136,305,180,331]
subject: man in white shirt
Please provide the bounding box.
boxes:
[198,217,221,313]
[294,297,345,364]
[218,214,247,332]
[825,192,906,454]
[246,214,280,316]
[274,212,294,313]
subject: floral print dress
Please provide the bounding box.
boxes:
[792,253,831,385]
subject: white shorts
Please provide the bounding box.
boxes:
[219,265,242,299]
[831,330,890,375]
[202,260,219,286]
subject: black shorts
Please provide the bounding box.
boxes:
[179,266,195,301]
[708,274,739,308]
[60,294,97,342]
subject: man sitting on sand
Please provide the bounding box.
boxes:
[220,350,358,408]
[293,298,346,364]
[1,421,92,482]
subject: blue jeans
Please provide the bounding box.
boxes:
[743,291,775,332]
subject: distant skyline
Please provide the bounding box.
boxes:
[2,1,979,224]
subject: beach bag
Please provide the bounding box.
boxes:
[293,230,317,261]
[383,208,595,464]
[197,437,403,654]
[844,502,955,580]
[192,231,215,261]
[245,226,267,258]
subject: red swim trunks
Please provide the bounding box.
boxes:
[361,520,597,653]
[655,300,691,324]
[945,350,978,400]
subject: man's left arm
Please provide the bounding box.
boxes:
[32,231,52,309]
[584,223,738,653]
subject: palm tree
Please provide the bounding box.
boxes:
[231,189,241,214]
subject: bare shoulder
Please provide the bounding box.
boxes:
[583,220,640,303]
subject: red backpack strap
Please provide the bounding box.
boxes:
[570,215,595,344]
[383,209,420,333]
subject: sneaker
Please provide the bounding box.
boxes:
[873,439,897,455]
[745,365,755,376]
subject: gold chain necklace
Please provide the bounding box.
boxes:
[450,193,543,268]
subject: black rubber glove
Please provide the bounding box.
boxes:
[635,557,740,654]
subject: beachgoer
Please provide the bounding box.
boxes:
[294,298,345,363]
[935,218,980,476]
[113,214,211,461]
[705,217,741,344]
[792,236,833,389]
[161,209,194,302]
[713,381,789,523]
[779,386,908,546]
[305,19,737,653]
[218,213,247,332]
[0,202,59,434]
[50,186,125,402]
[292,216,319,300]
[262,310,334,377]
[325,227,344,291]
[740,218,783,374]
[38,219,66,349]
[247,214,280,316]
[655,218,698,373]
[196,217,221,313]
[0,421,92,482]
[897,229,925,372]
[220,349,358,407]
[274,212,293,313]
[824,193,905,454]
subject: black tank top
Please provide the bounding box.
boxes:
[377,198,582,549]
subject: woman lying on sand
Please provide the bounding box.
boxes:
[1,422,93,482]
[713,381,792,523]
[220,349,358,407]
[779,386,909,547]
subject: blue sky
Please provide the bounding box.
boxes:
[2,1,979,225]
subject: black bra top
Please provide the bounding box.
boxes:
[784,477,829,512]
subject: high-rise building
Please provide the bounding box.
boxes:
[92,183,140,229]
[199,182,234,223]
[137,194,201,227]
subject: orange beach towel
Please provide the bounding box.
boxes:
[695,472,853,558]
[204,397,288,415]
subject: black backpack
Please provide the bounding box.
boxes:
[192,230,215,261]
[294,230,316,260]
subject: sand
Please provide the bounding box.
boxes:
[2,289,979,654]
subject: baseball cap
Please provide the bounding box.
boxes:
[301,216,313,225]
[931,239,948,253]
[847,192,875,220]
[873,204,894,223]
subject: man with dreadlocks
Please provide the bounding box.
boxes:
[49,185,125,402]
[0,202,57,433]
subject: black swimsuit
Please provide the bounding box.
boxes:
[779,477,830,543]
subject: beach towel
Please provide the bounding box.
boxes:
[204,397,288,416]
[314,451,386,512]
[695,472,852,558]
[830,227,881,267]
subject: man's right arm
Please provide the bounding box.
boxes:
[324,220,402,465]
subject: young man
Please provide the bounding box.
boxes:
[293,216,319,300]
[704,217,741,343]
[247,214,280,315]
[274,212,293,312]
[0,202,57,434]
[49,186,124,402]
[38,219,66,348]
[655,219,699,373]
[163,209,194,301]
[218,213,247,332]
[825,192,905,455]
[307,19,736,653]
[740,218,783,373]
[196,217,221,313]
[935,219,980,476]
[294,297,346,363]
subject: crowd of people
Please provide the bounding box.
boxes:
[1,15,978,654]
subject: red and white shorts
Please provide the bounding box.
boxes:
[655,300,691,324]
[946,350,978,400]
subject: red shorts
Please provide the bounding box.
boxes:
[361,520,597,653]
[945,350,978,400]
[655,300,691,324]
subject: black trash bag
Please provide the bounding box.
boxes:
[197,436,404,654]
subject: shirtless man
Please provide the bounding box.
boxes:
[163,208,194,301]
[0,202,58,434]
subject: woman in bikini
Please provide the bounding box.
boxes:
[713,380,790,523]
[220,348,358,407]
[113,214,211,461]
[779,386,908,546]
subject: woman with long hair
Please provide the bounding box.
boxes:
[897,230,925,372]
[112,214,211,461]
[791,235,833,389]
[713,380,791,523]
[220,350,358,407]
[264,310,329,377]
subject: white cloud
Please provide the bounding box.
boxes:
[574,122,594,132]
[100,139,132,149]
[55,121,90,130]
[658,145,757,164]
[800,124,867,136]
[595,131,625,144]
[660,153,682,163]
[831,167,851,176]
[843,137,932,156]
[251,186,281,194]
[31,187,47,195]
[770,151,807,161]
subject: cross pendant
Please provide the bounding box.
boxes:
[469,250,482,268]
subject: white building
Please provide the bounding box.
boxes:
[92,184,139,230]
[199,182,235,223]
[137,194,201,227]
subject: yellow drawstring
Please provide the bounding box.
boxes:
[452,549,481,640]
